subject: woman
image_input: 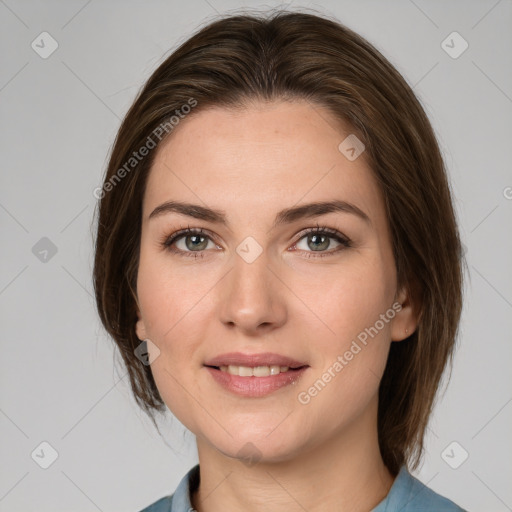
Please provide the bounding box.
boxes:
[93,10,466,512]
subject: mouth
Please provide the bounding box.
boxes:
[204,351,308,370]
[203,352,309,397]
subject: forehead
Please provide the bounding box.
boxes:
[144,100,384,226]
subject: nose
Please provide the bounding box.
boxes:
[218,247,287,335]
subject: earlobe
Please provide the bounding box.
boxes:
[135,310,147,341]
[391,285,420,342]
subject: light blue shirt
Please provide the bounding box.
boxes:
[139,464,467,511]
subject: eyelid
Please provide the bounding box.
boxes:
[160,226,220,252]
[292,225,350,245]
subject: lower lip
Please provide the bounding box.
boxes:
[204,366,308,397]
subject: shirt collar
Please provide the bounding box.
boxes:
[170,464,199,512]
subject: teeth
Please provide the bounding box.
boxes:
[219,365,291,376]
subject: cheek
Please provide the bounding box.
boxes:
[293,252,396,344]
[136,243,213,335]
[295,253,395,406]
[297,295,393,432]
[135,248,214,423]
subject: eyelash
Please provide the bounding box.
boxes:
[160,224,352,260]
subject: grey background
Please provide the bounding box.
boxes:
[1,0,511,511]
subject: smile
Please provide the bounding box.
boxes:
[204,365,309,397]
[218,364,292,376]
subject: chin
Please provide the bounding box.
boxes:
[199,425,306,465]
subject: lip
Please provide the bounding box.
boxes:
[205,366,309,397]
[203,352,309,398]
[204,352,307,368]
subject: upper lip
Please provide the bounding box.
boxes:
[204,352,308,369]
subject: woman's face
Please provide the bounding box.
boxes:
[135,100,414,463]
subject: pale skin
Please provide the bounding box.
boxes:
[135,100,419,512]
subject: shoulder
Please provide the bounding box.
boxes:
[137,494,173,512]
[373,466,467,512]
[404,472,466,511]
[137,463,199,512]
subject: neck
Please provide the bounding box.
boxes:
[191,397,395,512]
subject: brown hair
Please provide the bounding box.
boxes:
[93,9,464,476]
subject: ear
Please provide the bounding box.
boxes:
[390,283,421,342]
[135,307,148,341]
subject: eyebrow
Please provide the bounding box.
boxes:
[148,199,371,229]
